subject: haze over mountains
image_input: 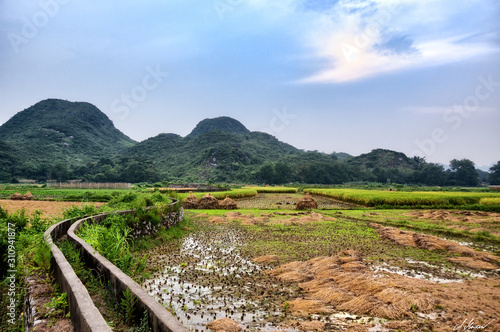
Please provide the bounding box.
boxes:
[0,99,494,185]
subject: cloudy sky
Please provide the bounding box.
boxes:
[1,0,499,169]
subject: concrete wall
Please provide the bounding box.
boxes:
[44,218,112,332]
[44,201,188,332]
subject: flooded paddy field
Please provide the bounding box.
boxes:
[235,193,358,210]
[140,208,500,331]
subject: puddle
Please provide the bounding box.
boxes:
[142,227,300,331]
[370,258,487,283]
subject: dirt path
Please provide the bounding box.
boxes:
[0,200,104,219]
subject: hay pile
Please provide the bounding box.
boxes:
[206,317,242,332]
[182,191,199,209]
[11,192,23,200]
[219,195,238,210]
[198,193,219,209]
[23,191,34,200]
[267,250,434,320]
[296,193,318,210]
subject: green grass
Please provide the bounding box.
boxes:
[480,197,500,205]
[186,211,455,269]
[242,186,298,193]
[0,188,131,202]
[306,188,500,208]
[177,188,258,200]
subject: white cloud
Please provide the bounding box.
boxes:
[294,0,500,83]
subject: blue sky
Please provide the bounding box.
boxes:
[1,0,499,169]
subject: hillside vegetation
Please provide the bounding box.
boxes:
[0,99,498,186]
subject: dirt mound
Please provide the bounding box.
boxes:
[23,191,34,200]
[11,192,23,200]
[198,193,219,209]
[219,195,238,210]
[224,211,268,225]
[371,223,500,270]
[253,255,280,263]
[182,191,199,209]
[206,317,242,332]
[296,193,318,210]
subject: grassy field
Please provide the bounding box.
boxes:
[306,188,500,209]
[241,186,298,193]
[177,188,258,200]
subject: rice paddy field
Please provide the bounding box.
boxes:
[306,188,500,209]
[137,190,500,331]
[4,187,499,331]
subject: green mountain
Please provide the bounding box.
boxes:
[124,130,299,182]
[187,116,251,138]
[0,99,489,186]
[0,99,136,169]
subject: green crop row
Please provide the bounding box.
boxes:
[305,188,500,207]
[242,186,298,193]
[178,188,258,200]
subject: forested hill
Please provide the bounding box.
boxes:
[0,99,495,185]
[0,99,136,181]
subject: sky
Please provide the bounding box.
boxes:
[0,0,499,169]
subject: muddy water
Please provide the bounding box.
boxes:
[142,227,299,331]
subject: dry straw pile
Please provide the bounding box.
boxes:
[296,193,318,210]
[198,193,220,209]
[182,191,199,209]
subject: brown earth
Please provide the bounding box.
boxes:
[0,199,104,219]
[25,273,73,332]
[371,223,500,270]
[267,250,500,331]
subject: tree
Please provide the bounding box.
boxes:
[489,161,500,185]
[256,163,275,184]
[447,159,479,186]
[274,162,293,184]
[50,163,70,182]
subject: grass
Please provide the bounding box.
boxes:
[480,197,500,205]
[338,209,500,250]
[177,188,258,200]
[242,186,298,193]
[306,188,500,209]
[186,211,455,269]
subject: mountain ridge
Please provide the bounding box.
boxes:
[0,99,487,186]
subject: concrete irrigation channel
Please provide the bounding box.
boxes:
[44,200,188,332]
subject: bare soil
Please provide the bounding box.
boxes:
[0,199,104,218]
[25,272,73,332]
